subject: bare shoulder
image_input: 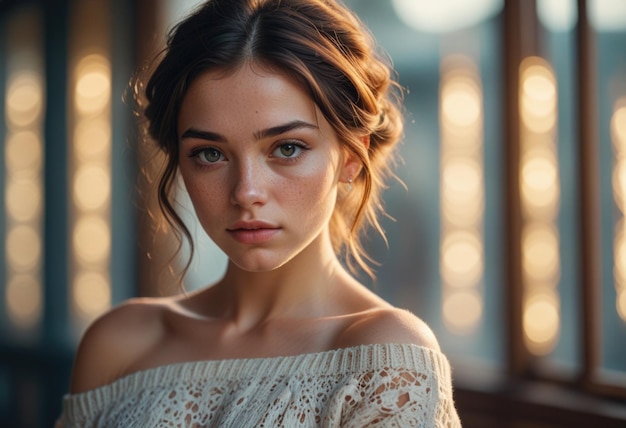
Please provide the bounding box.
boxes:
[333,307,441,352]
[68,297,168,394]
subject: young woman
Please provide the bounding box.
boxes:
[58,0,461,426]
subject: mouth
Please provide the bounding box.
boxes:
[227,220,279,232]
[226,221,281,244]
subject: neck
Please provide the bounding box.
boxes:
[212,229,350,330]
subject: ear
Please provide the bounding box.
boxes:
[340,135,370,183]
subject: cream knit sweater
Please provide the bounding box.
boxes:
[57,343,461,427]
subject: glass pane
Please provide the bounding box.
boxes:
[68,0,114,334]
[593,0,626,374]
[345,0,504,366]
[1,4,45,341]
[535,0,581,371]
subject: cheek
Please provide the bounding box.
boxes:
[284,160,338,215]
[181,175,225,220]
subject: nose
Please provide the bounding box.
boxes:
[229,159,269,208]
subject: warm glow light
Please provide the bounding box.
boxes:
[442,290,483,334]
[520,62,557,135]
[537,0,578,33]
[70,2,114,329]
[614,226,626,284]
[6,274,42,329]
[521,106,557,134]
[73,216,111,264]
[520,152,560,214]
[391,0,503,34]
[612,157,626,208]
[73,272,111,317]
[522,71,557,105]
[440,62,484,151]
[442,195,483,228]
[612,98,626,322]
[6,225,41,271]
[4,8,45,334]
[73,164,111,210]
[612,106,626,149]
[441,79,482,127]
[74,54,111,114]
[442,158,482,203]
[589,0,626,32]
[5,131,42,174]
[439,56,484,335]
[74,119,111,160]
[441,231,483,287]
[522,156,558,191]
[5,179,41,222]
[523,291,560,354]
[522,223,560,282]
[5,72,43,127]
[519,56,561,352]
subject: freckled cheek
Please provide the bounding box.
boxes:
[183,179,229,220]
[281,167,337,211]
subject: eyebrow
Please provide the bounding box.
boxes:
[180,120,319,143]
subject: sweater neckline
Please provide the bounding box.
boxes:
[66,343,444,399]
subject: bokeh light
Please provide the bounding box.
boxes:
[70,42,113,327]
[523,290,560,354]
[443,290,483,335]
[5,71,43,128]
[440,55,484,334]
[6,274,42,329]
[74,54,111,115]
[519,56,561,355]
[611,98,626,322]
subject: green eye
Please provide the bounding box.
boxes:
[279,144,297,157]
[200,148,222,163]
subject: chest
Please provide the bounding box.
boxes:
[126,316,350,375]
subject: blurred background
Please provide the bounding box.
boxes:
[1,0,626,426]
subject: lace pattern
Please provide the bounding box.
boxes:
[58,344,461,427]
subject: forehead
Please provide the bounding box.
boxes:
[178,62,327,135]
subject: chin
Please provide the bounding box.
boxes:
[227,251,294,273]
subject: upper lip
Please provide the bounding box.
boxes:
[227,220,279,231]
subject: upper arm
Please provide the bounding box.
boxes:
[334,308,441,351]
[68,299,163,394]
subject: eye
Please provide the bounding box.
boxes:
[272,142,306,159]
[195,147,224,163]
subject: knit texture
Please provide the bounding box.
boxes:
[58,343,461,427]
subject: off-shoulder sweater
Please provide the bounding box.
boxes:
[57,343,461,427]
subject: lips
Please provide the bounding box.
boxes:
[226,220,281,244]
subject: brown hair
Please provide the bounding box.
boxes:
[141,0,403,278]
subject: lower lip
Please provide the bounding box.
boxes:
[228,228,280,244]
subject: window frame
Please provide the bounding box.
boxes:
[454,0,626,425]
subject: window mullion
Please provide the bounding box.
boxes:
[575,0,602,388]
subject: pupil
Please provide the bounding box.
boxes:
[281,144,295,156]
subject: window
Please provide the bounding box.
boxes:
[0,0,135,426]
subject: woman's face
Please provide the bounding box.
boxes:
[177,63,351,272]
